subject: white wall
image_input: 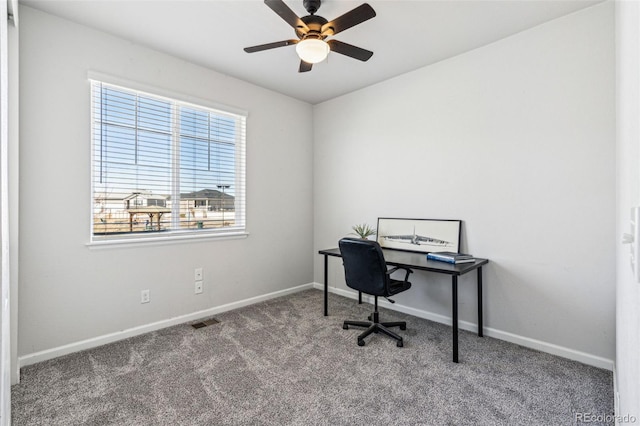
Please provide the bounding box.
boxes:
[17,6,313,360]
[615,0,640,419]
[314,3,615,366]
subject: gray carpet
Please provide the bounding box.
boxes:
[12,289,613,425]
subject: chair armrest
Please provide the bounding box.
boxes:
[386,266,401,275]
[387,266,413,282]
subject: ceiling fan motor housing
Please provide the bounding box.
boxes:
[296,14,328,39]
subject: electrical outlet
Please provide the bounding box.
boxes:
[195,267,203,281]
[141,289,150,304]
[195,281,203,294]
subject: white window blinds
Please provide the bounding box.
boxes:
[90,80,246,242]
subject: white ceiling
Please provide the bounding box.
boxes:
[20,0,602,104]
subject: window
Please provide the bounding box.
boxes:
[91,80,246,242]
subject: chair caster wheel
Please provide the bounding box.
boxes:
[400,325,406,331]
[358,339,365,346]
[397,340,403,348]
[343,324,349,330]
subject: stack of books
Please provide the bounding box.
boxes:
[426,252,475,264]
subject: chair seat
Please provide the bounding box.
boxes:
[389,278,411,296]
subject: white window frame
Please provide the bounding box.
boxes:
[88,73,247,247]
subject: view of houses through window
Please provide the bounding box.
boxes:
[91,81,246,240]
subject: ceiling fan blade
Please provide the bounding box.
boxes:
[244,39,298,53]
[321,3,376,36]
[299,61,313,73]
[327,39,373,61]
[264,0,309,33]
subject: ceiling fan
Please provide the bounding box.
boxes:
[244,0,376,73]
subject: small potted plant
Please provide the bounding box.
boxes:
[351,223,376,240]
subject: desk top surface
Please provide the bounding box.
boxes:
[319,247,488,275]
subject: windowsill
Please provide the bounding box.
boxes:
[86,231,249,250]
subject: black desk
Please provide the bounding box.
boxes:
[318,247,489,363]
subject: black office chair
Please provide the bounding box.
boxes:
[339,237,413,347]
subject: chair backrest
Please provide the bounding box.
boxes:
[339,237,389,297]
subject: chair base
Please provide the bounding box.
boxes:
[343,313,406,347]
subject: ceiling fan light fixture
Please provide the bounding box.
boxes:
[296,39,330,64]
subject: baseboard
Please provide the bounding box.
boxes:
[19,283,314,368]
[313,283,614,371]
[20,282,614,372]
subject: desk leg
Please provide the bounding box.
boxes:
[477,267,483,337]
[323,255,328,316]
[358,292,362,304]
[452,275,458,363]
